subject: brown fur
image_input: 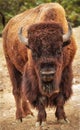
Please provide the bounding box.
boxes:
[3,3,77,123]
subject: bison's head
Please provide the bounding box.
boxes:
[18,22,72,97]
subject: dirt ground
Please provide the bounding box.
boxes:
[0,27,80,130]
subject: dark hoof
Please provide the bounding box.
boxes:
[20,118,22,122]
[16,118,23,123]
[58,118,70,124]
[35,121,46,127]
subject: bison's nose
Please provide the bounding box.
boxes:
[40,62,56,82]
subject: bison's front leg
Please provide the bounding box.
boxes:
[5,57,31,121]
[36,99,47,127]
[55,93,69,123]
[55,66,73,123]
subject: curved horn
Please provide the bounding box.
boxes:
[63,22,72,42]
[18,27,28,46]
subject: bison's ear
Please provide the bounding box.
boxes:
[62,39,71,47]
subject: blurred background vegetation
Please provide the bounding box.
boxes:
[0,0,80,35]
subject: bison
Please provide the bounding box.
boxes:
[3,3,77,126]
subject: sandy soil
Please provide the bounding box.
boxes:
[0,27,80,130]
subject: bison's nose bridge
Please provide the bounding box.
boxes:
[40,62,55,69]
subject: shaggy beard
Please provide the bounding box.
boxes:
[40,80,59,97]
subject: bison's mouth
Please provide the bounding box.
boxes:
[42,81,54,92]
[41,80,59,97]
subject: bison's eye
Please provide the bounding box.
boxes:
[55,49,62,56]
[32,52,40,60]
[32,52,37,59]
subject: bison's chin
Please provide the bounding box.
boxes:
[41,80,59,97]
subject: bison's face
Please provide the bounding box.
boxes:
[30,34,63,97]
[18,22,72,97]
